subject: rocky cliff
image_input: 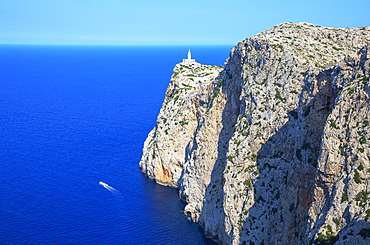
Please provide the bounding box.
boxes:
[139,22,370,244]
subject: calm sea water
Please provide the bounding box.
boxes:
[0,45,232,244]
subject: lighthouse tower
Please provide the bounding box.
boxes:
[187,49,192,60]
[182,49,196,64]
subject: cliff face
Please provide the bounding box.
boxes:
[139,22,370,244]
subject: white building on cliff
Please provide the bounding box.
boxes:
[182,49,196,64]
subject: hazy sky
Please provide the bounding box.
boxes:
[1,0,369,45]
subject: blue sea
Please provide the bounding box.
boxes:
[0,45,232,244]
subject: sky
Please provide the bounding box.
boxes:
[0,0,369,45]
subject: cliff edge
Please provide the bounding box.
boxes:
[139,22,370,244]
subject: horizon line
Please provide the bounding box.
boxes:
[0,43,236,47]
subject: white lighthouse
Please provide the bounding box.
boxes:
[182,49,196,64]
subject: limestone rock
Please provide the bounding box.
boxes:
[139,61,222,187]
[139,22,370,244]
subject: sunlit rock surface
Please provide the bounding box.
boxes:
[140,22,370,244]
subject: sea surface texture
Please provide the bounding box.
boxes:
[0,45,231,244]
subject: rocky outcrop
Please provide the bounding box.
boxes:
[139,61,222,188]
[139,22,370,244]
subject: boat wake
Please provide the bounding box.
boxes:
[99,181,120,194]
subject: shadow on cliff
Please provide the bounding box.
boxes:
[238,67,343,244]
[198,70,243,243]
